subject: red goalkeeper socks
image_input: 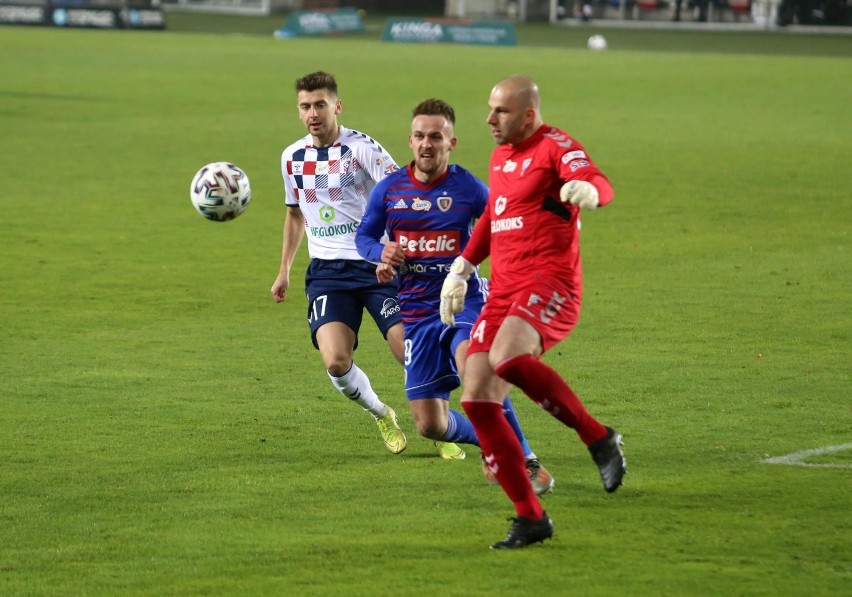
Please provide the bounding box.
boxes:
[462,399,544,521]
[495,354,608,446]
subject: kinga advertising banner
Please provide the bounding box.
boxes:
[381,18,515,46]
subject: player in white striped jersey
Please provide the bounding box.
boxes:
[270,71,412,455]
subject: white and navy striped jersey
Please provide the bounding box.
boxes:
[281,125,398,261]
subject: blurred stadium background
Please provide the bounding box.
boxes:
[1,0,850,31]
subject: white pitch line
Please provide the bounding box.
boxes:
[763,443,852,469]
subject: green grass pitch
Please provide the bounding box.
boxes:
[1,15,850,596]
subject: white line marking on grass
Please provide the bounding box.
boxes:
[763,443,852,469]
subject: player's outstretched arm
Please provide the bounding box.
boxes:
[560,180,599,209]
[559,173,614,210]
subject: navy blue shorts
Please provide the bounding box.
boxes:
[304,259,401,350]
[403,292,485,400]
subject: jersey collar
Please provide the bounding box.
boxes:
[406,161,451,188]
[510,124,549,152]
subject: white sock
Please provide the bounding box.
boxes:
[328,362,387,419]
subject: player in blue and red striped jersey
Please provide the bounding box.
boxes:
[440,75,627,549]
[355,98,554,495]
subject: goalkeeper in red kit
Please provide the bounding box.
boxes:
[440,75,627,549]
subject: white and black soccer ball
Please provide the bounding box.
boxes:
[587,34,608,51]
[189,162,251,222]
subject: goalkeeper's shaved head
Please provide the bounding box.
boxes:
[487,75,543,146]
[496,75,541,111]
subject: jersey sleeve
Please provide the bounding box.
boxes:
[586,173,614,207]
[471,173,489,218]
[461,205,491,266]
[281,150,299,207]
[355,182,389,264]
[358,139,398,184]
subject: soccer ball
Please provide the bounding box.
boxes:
[189,162,251,222]
[587,34,608,51]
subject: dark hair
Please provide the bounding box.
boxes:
[412,98,455,125]
[295,71,338,95]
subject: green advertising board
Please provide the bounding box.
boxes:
[275,7,364,38]
[381,18,516,46]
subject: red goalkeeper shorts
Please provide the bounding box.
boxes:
[467,278,581,354]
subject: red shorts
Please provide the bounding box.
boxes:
[467,278,581,355]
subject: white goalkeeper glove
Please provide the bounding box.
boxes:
[440,256,474,326]
[560,180,599,210]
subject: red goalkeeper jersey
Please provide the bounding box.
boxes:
[462,124,613,302]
